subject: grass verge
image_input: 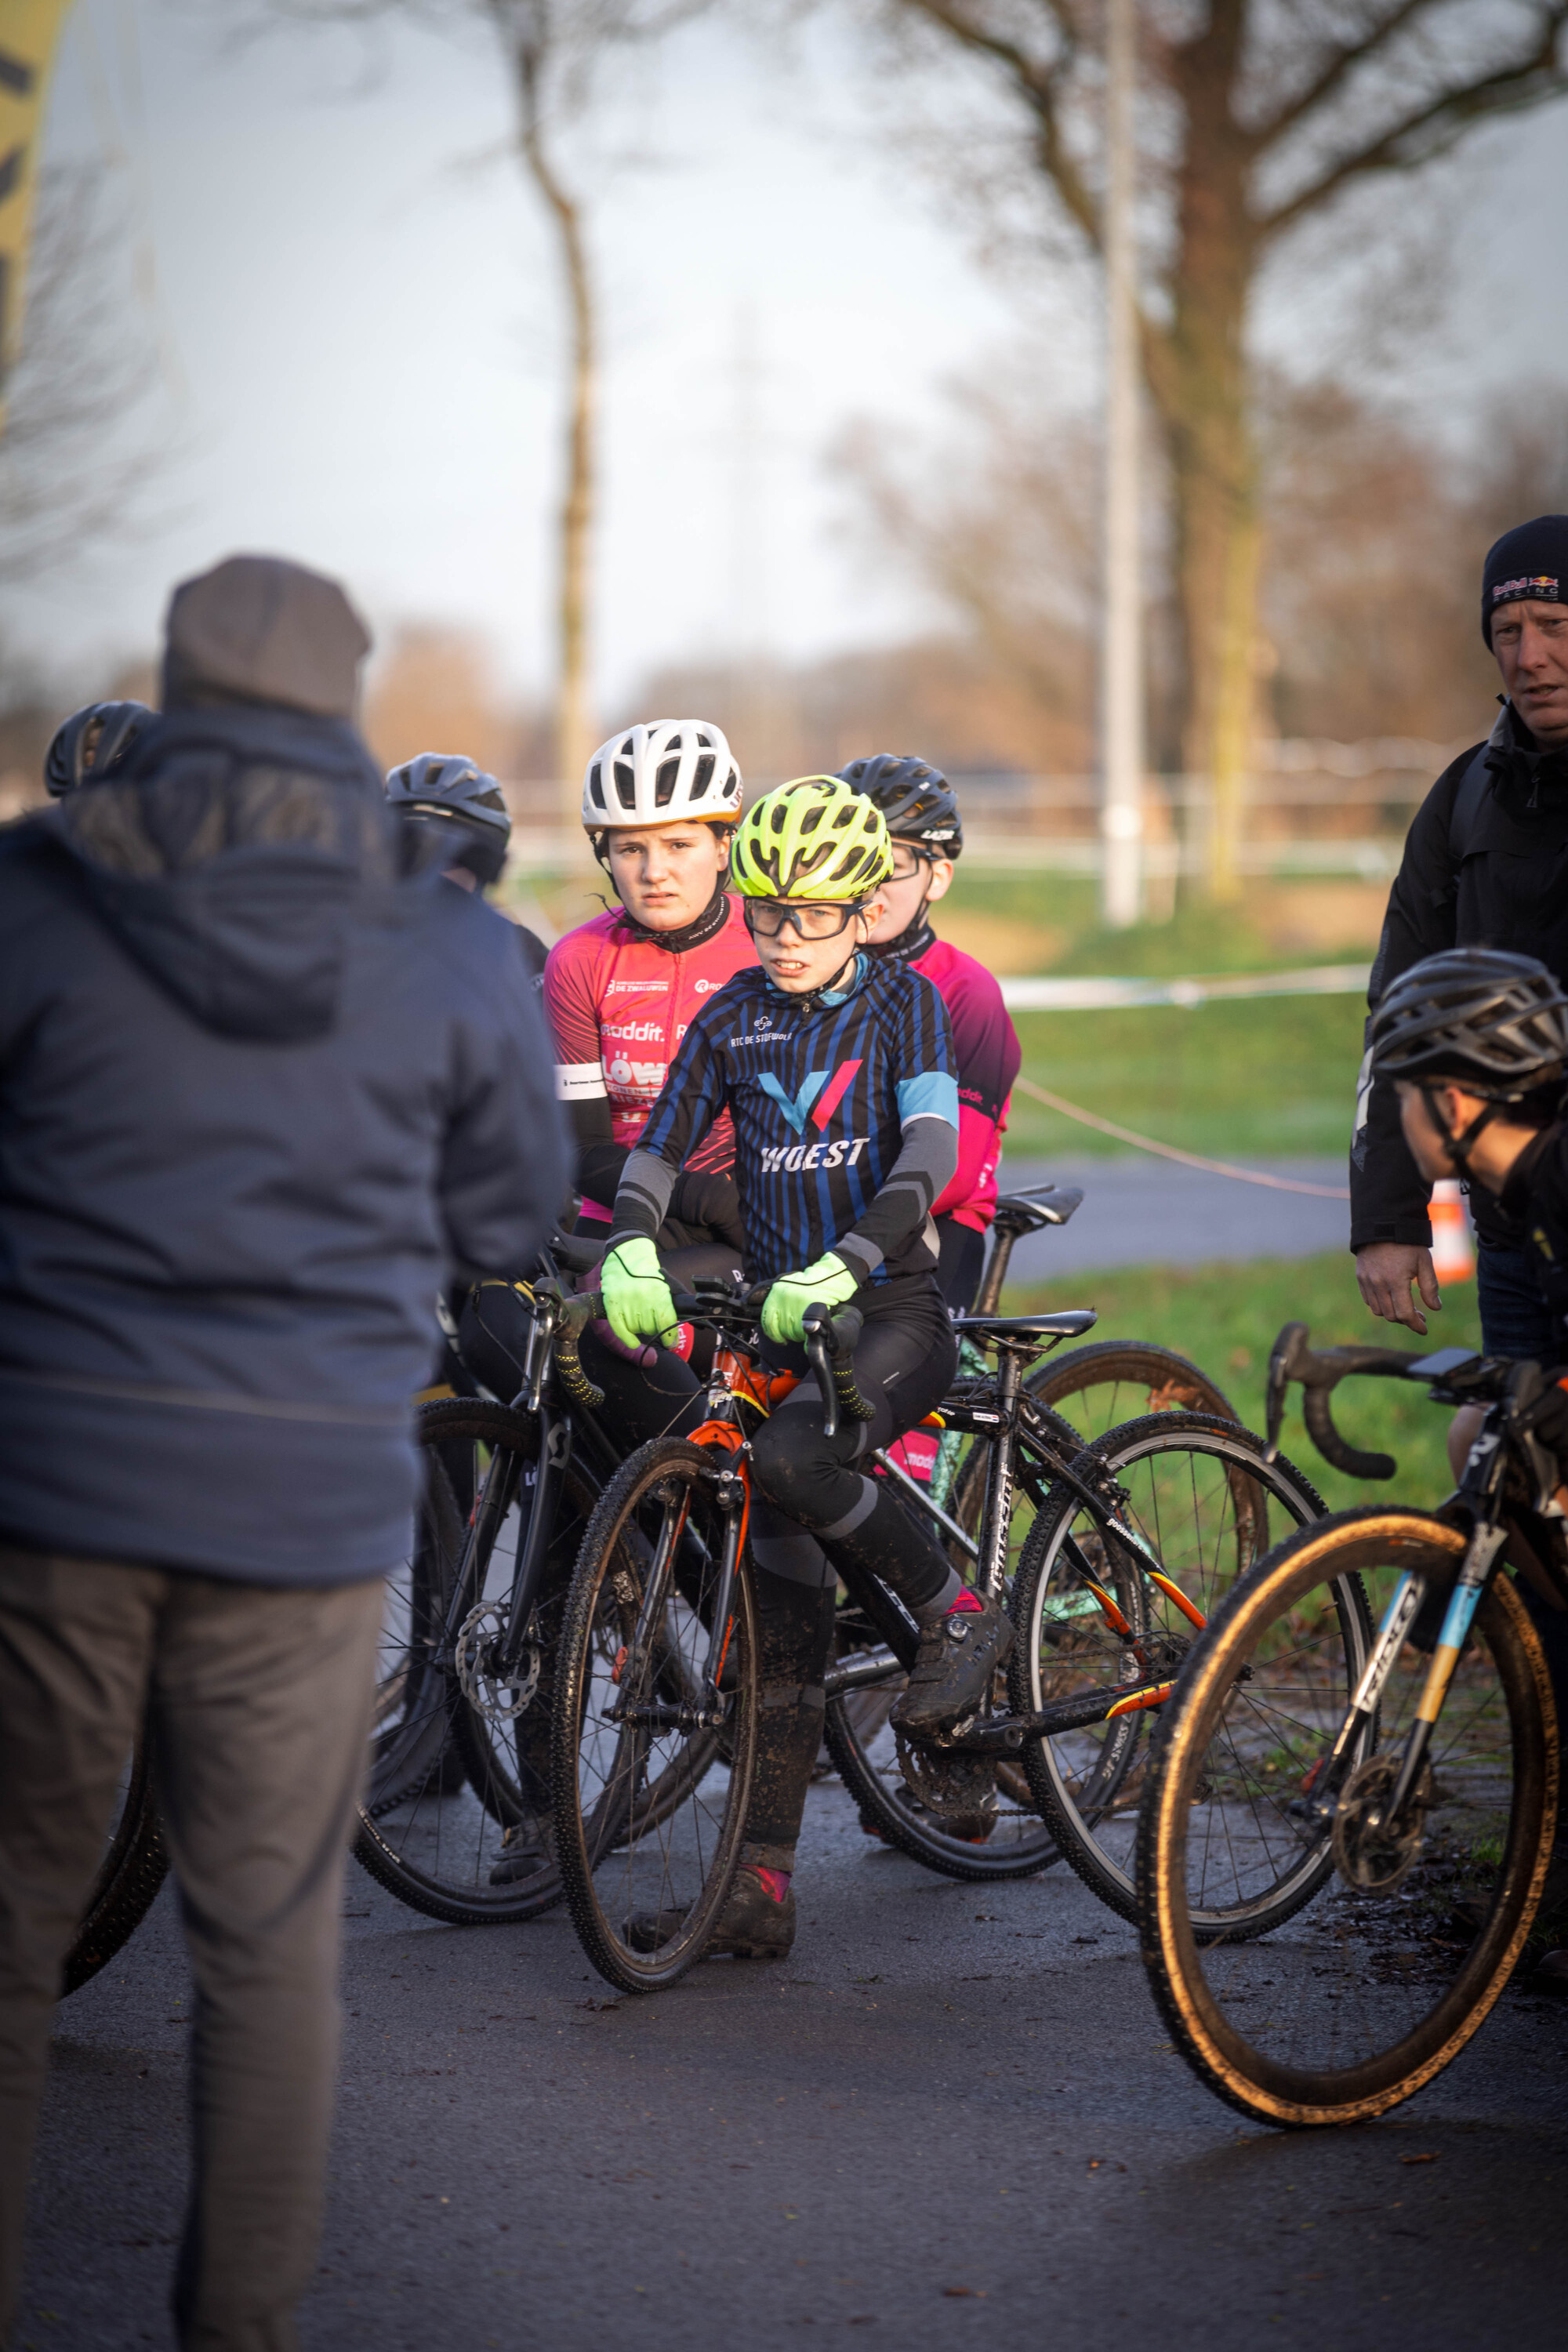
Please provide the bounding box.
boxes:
[1008,1248,1483,1513]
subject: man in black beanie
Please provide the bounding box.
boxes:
[1354,514,1568,1323]
[0,555,567,2347]
[1352,516,1568,1969]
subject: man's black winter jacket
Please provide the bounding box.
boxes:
[0,705,566,1584]
[1352,703,1568,1254]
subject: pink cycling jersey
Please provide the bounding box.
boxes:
[886,935,1020,1486]
[543,897,757,1197]
[908,935,1021,1232]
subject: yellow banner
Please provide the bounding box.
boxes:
[0,0,75,411]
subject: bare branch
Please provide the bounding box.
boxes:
[1250,0,1432,151]
[894,0,1102,251]
[1260,16,1568,239]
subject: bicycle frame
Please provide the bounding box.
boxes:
[1264,1323,1568,1849]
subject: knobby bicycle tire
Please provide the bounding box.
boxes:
[1009,1413,1324,1924]
[61,1726,169,1996]
[1138,1510,1558,2127]
[354,1398,593,1927]
[553,1437,758,1994]
[946,1341,1238,1568]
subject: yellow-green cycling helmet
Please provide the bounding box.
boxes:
[730,776,893,901]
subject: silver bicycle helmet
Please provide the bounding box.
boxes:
[1370,949,1568,1098]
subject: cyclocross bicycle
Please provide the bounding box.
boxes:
[550,1276,1308,1991]
[1138,1323,1562,2126]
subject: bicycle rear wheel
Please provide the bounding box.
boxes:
[1009,1413,1324,1922]
[823,1595,1058,1881]
[61,1725,168,1995]
[944,1342,1238,1577]
[354,1399,595,1926]
[1138,1510,1558,2126]
[553,1438,758,1993]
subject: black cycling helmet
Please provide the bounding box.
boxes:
[835,753,962,856]
[1370,949,1568,1098]
[45,699,154,797]
[386,753,511,885]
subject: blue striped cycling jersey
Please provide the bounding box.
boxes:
[612,955,959,1288]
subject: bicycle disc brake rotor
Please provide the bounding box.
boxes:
[1332,1751,1432,1893]
[895,1729,998,1838]
[454,1602,540,1723]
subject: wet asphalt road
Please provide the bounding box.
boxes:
[18,1774,1568,2352]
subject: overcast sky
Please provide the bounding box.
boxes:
[12,0,1568,711]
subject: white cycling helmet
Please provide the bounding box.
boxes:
[581,720,742,831]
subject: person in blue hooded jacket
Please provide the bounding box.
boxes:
[0,554,567,2352]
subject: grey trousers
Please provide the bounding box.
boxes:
[0,1545,383,2352]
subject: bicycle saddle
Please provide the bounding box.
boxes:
[991,1187,1084,1235]
[953,1309,1098,1348]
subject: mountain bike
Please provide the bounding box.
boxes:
[550,1277,1300,1991]
[1138,1324,1562,2126]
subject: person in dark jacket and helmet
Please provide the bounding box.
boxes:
[0,554,567,2351]
[385,751,549,978]
[1355,514,1568,1353]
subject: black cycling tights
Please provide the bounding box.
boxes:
[742,1285,958,1863]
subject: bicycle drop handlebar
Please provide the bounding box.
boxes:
[543,1276,871,1437]
[1263,1319,1494,1481]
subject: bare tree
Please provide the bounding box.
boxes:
[869,0,1568,894]
[272,0,704,815]
[0,162,167,587]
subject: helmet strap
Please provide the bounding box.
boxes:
[1419,1083,1497,1174]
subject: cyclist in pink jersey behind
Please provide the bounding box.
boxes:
[838,754,1021,1487]
[544,719,756,1247]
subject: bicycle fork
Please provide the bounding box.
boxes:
[1308,1518,1508,1835]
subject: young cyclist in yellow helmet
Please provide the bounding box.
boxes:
[597,778,1011,1959]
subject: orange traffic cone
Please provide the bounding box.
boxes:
[1430,1178,1475,1283]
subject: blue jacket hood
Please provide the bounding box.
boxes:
[44,703,411,1042]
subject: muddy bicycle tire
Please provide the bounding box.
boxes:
[1138,1511,1558,2127]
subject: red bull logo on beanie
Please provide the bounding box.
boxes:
[1492,575,1561,603]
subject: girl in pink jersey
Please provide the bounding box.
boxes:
[544,720,757,1245]
[839,753,1022,1487]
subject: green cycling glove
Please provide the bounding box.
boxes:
[760,1252,861,1346]
[600,1237,678,1352]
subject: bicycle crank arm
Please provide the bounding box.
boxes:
[822,1645,902,1698]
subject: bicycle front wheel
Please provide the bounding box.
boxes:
[1138,1508,1558,2127]
[1009,1413,1324,1922]
[553,1438,758,1993]
[354,1399,596,1926]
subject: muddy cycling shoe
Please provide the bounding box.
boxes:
[626,1865,797,1959]
[1449,1849,1568,1940]
[889,1593,1014,1737]
[488,1814,553,1887]
[1531,1947,1568,1996]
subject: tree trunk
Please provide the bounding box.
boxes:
[1157,9,1261,902]
[517,105,597,829]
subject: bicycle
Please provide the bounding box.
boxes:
[831,1182,1240,1875]
[550,1276,1306,1991]
[1138,1323,1563,2126]
[353,1240,626,1924]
